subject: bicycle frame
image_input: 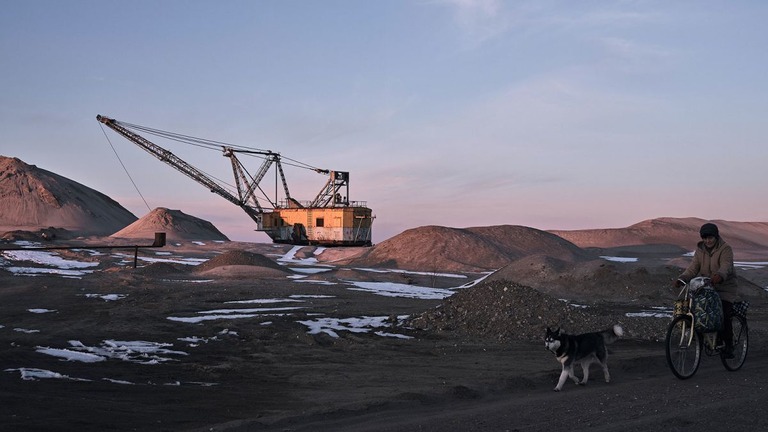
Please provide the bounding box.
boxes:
[673,277,722,352]
[674,283,697,347]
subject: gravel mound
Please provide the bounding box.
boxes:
[193,250,286,273]
[112,207,228,241]
[408,280,669,342]
[135,261,188,276]
[1,227,73,241]
[351,225,591,272]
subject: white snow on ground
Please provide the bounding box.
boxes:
[167,305,304,323]
[35,340,188,365]
[278,246,321,265]
[736,261,768,270]
[298,315,411,339]
[163,279,214,283]
[375,331,413,339]
[178,329,238,346]
[277,246,336,273]
[225,298,304,304]
[626,306,673,318]
[454,272,492,289]
[5,240,37,247]
[293,279,337,285]
[168,313,279,323]
[3,366,216,386]
[353,267,468,279]
[103,378,134,385]
[1,250,99,269]
[84,294,127,301]
[3,243,766,383]
[5,267,96,277]
[600,256,639,263]
[195,306,304,315]
[4,368,91,381]
[1,246,99,277]
[345,281,455,300]
[35,347,106,363]
[111,252,207,266]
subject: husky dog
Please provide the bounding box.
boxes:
[544,325,623,392]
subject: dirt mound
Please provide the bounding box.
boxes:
[0,156,137,235]
[351,225,591,272]
[407,280,667,342]
[193,250,286,273]
[551,217,768,259]
[1,227,73,242]
[134,261,189,276]
[488,255,681,303]
[111,207,228,241]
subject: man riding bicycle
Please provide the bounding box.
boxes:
[673,223,740,358]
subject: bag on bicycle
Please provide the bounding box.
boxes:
[733,300,749,318]
[692,287,723,333]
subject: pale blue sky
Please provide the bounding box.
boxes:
[2,1,766,243]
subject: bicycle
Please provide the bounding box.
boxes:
[665,276,749,379]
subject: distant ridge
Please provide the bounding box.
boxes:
[0,156,137,236]
[111,207,229,241]
[346,219,768,272]
[550,217,768,259]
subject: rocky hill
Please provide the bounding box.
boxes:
[0,156,137,236]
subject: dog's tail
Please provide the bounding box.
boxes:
[601,325,624,344]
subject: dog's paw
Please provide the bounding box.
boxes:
[553,387,562,392]
[577,382,586,386]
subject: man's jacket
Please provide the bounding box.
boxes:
[679,238,739,303]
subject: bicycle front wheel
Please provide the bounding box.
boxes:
[722,315,748,371]
[666,315,702,379]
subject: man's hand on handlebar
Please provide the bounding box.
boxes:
[711,273,723,285]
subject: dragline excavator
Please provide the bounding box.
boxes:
[97,115,373,246]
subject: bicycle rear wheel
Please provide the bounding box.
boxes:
[666,315,702,379]
[722,315,748,371]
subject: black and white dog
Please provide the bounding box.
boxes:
[544,325,623,392]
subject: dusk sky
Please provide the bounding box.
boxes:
[2,1,766,243]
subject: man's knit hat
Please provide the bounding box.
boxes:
[699,223,719,238]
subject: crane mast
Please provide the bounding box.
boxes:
[97,115,374,246]
[97,115,269,227]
